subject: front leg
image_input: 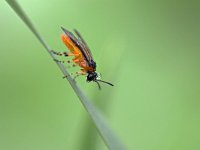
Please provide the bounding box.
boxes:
[73,71,87,80]
[62,71,86,79]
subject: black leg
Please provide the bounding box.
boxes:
[51,50,68,56]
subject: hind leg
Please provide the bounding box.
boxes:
[51,50,74,57]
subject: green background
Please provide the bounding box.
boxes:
[1,0,200,150]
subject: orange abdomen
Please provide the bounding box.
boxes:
[61,34,94,72]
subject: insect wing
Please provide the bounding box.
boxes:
[61,27,91,64]
[61,27,79,45]
[74,29,94,63]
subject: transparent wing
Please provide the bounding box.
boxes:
[74,29,94,62]
[61,27,78,44]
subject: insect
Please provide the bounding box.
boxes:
[52,27,114,89]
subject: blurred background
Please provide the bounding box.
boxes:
[0,0,200,150]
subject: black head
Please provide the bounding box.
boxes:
[87,72,114,90]
[87,72,97,82]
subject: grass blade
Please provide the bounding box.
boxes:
[79,38,126,150]
[6,0,126,150]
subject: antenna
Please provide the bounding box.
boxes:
[95,81,101,90]
[96,80,114,87]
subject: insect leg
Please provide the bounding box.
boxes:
[51,50,74,57]
[62,71,84,79]
[66,63,77,68]
[73,71,86,80]
[53,59,66,63]
[53,59,75,64]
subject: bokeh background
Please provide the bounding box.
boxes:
[1,0,200,150]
